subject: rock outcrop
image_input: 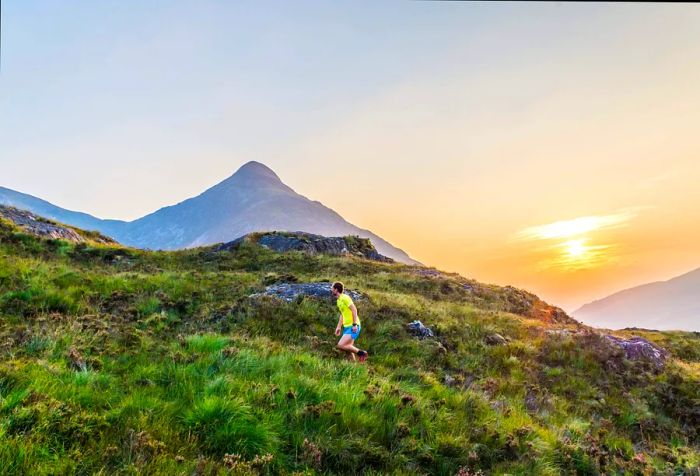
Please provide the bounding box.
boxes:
[218,231,393,262]
[251,282,363,303]
[484,333,508,346]
[406,320,435,339]
[545,328,670,370]
[604,335,669,368]
[0,205,115,244]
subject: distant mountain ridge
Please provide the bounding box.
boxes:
[0,161,418,264]
[574,267,700,331]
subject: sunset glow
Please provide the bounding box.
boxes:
[511,213,634,273]
[516,213,636,241]
[543,238,615,272]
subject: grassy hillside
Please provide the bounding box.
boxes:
[0,215,698,475]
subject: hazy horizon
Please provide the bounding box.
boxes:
[3,1,700,313]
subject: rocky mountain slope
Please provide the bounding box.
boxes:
[575,267,700,332]
[0,162,417,264]
[0,205,116,245]
[0,211,697,475]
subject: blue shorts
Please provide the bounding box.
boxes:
[342,325,361,340]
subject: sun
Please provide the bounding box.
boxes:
[564,239,586,258]
[538,237,614,271]
[518,215,626,271]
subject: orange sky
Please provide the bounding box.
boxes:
[281,8,700,311]
[294,91,700,311]
[307,163,700,312]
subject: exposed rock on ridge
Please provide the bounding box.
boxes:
[217,231,393,262]
[0,205,115,244]
[251,283,363,303]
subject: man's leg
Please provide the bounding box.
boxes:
[337,334,359,361]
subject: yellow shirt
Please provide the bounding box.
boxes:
[336,293,359,327]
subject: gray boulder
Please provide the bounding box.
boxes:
[251,282,363,303]
[484,333,508,346]
[406,320,435,339]
[604,335,669,368]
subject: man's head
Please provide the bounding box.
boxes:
[331,281,344,298]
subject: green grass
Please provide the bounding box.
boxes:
[0,217,698,474]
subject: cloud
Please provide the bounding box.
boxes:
[515,211,638,241]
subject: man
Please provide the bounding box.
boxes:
[331,281,368,363]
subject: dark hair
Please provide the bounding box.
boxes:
[332,281,344,293]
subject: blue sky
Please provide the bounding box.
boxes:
[4,1,684,218]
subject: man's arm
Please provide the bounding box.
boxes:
[336,314,343,335]
[350,304,359,326]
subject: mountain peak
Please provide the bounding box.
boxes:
[232,161,281,182]
[212,161,284,192]
[2,160,418,263]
